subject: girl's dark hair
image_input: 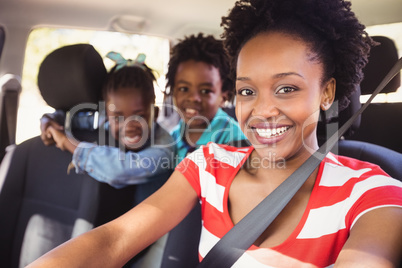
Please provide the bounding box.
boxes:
[165,33,234,101]
[103,62,157,105]
[221,0,376,111]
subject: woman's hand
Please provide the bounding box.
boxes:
[336,207,402,267]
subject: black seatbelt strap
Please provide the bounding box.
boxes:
[4,90,19,144]
[197,57,402,268]
[0,75,21,146]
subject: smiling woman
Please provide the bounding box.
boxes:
[235,31,336,161]
[0,0,402,267]
[22,0,402,267]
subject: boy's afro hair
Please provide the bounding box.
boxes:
[165,33,233,100]
[221,0,376,110]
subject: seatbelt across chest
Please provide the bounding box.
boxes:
[197,57,402,268]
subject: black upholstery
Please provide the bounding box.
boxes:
[349,103,402,153]
[222,106,237,121]
[161,202,202,268]
[337,139,402,181]
[38,44,104,111]
[348,36,402,153]
[360,36,400,95]
[322,37,402,177]
[0,44,136,267]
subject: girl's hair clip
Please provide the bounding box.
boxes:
[106,51,146,71]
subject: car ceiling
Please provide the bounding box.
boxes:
[0,0,401,40]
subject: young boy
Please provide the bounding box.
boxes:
[166,33,246,163]
[155,33,246,267]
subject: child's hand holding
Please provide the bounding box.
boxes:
[40,116,64,146]
[47,125,77,154]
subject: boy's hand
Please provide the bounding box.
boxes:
[40,116,64,146]
[47,126,77,154]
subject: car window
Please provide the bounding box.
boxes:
[17,27,169,144]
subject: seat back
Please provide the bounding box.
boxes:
[337,139,402,181]
[0,44,135,267]
[349,102,402,153]
[321,36,402,177]
[348,36,402,153]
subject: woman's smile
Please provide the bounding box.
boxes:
[254,125,292,139]
[235,31,335,161]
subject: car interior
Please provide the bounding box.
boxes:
[0,0,401,267]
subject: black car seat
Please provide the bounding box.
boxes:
[0,44,136,268]
[348,36,402,153]
[320,38,402,180]
[316,36,402,179]
[318,90,402,181]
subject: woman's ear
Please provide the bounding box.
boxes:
[321,78,336,111]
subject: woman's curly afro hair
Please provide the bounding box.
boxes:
[221,0,376,111]
[165,33,233,100]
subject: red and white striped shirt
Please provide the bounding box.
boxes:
[176,142,402,267]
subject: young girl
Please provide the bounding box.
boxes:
[47,52,175,206]
[166,33,245,163]
[29,0,402,267]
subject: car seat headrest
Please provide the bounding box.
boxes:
[360,36,400,95]
[38,44,107,111]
